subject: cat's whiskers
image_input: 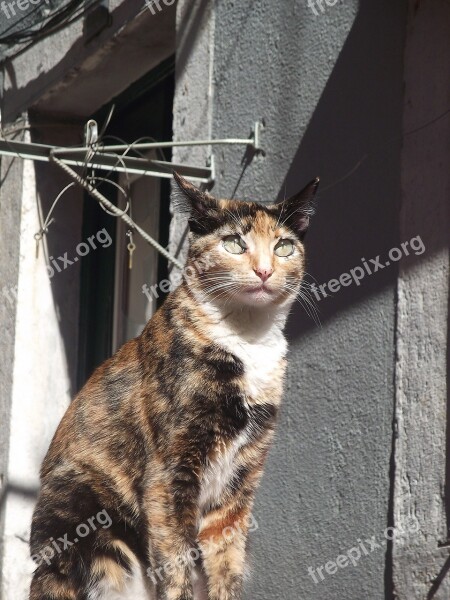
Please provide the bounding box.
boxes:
[204,284,234,298]
[199,280,234,295]
[303,270,320,285]
[197,271,232,283]
[234,204,246,229]
[285,287,319,325]
[298,288,321,326]
[283,280,321,326]
[198,272,232,281]
[200,279,236,297]
[273,192,287,230]
[279,203,314,230]
[199,278,232,287]
[204,284,242,306]
[223,208,244,231]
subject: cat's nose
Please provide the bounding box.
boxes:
[254,267,273,282]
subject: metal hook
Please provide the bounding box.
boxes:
[84,120,99,147]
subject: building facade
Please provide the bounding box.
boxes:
[0,0,449,598]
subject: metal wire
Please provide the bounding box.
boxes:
[50,155,183,269]
[1,0,102,59]
[53,137,256,154]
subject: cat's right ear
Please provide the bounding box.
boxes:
[172,172,220,234]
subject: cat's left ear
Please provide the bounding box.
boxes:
[172,171,220,234]
[275,178,320,240]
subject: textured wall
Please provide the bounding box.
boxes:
[0,138,77,599]
[173,0,407,598]
[0,144,24,587]
[170,0,215,275]
[393,2,450,598]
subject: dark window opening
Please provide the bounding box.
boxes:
[77,56,175,390]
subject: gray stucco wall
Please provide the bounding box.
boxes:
[174,1,407,598]
[393,2,450,598]
[0,147,24,584]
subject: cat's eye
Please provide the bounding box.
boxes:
[223,235,247,255]
[274,239,294,257]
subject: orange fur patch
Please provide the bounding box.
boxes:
[91,556,126,591]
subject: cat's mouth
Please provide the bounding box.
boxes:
[245,283,272,293]
[238,284,279,306]
[243,284,275,296]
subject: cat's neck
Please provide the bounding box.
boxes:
[183,282,291,345]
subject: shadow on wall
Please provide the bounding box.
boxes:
[238,3,406,598]
[30,118,86,396]
[276,0,442,341]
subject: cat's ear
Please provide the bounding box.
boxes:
[276,178,320,239]
[172,172,220,234]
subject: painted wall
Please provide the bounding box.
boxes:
[0,145,23,586]
[0,159,69,598]
[393,2,450,598]
[173,1,408,597]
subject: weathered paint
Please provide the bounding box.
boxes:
[393,1,450,598]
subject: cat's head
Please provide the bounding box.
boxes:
[172,172,319,308]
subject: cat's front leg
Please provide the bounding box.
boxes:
[198,503,253,600]
[145,465,200,600]
[146,502,196,599]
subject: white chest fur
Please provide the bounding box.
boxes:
[198,307,288,511]
[199,430,249,511]
[222,332,287,399]
[211,309,288,400]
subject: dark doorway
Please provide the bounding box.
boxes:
[77,56,174,390]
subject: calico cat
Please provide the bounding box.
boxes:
[29,172,319,600]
